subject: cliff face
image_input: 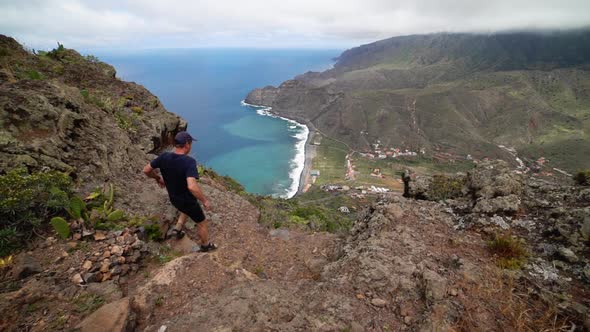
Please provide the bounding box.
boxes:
[0,35,186,214]
[246,31,590,171]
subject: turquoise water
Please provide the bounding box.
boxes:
[96,49,338,197]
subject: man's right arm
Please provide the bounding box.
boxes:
[143,163,165,188]
[187,177,210,211]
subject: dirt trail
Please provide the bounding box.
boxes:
[128,182,338,330]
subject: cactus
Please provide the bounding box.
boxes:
[85,188,101,200]
[106,209,125,222]
[51,217,70,239]
[103,200,112,215]
[67,196,86,219]
[103,183,114,210]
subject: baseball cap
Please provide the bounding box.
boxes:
[174,131,195,145]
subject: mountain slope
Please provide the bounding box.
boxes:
[0,35,186,215]
[246,31,590,171]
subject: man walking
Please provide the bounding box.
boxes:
[143,131,217,252]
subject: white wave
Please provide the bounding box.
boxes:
[241,100,309,199]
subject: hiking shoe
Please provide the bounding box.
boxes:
[168,229,185,240]
[199,243,218,253]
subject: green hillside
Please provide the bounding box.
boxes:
[247,31,590,173]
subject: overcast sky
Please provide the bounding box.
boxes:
[1,0,589,50]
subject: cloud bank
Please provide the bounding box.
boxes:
[1,0,589,50]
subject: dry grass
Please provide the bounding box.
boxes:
[453,268,573,332]
[487,233,528,269]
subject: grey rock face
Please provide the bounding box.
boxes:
[473,194,521,214]
[244,85,279,106]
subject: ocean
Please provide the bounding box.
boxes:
[96,49,338,197]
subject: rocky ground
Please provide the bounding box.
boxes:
[6,161,588,331]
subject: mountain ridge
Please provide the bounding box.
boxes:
[246,30,590,172]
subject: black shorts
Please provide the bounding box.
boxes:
[171,199,206,223]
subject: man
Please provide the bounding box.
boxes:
[143,131,217,252]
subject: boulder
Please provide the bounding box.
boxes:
[557,247,579,263]
[111,245,123,256]
[86,281,123,302]
[83,272,102,283]
[403,174,432,199]
[421,270,447,301]
[467,160,523,199]
[76,297,132,332]
[71,273,84,284]
[472,195,521,215]
[11,255,42,280]
[403,172,467,201]
[370,298,388,307]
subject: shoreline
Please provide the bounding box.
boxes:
[241,100,310,199]
[297,122,317,195]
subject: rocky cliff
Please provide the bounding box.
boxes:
[246,31,590,171]
[0,35,186,215]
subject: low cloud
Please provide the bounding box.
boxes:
[1,0,589,50]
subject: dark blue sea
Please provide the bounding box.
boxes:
[96,49,338,197]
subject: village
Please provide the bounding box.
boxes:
[305,135,564,214]
[358,140,421,160]
[304,138,417,199]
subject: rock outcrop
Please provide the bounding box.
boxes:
[0,35,186,216]
[403,160,590,324]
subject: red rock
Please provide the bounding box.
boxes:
[76,298,131,332]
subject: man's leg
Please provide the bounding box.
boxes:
[196,219,209,246]
[175,212,188,231]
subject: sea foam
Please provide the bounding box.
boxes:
[241,100,308,199]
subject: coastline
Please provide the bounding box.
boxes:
[241,100,310,199]
[297,123,316,195]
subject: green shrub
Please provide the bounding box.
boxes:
[46,42,66,60]
[0,228,18,257]
[487,234,528,269]
[26,70,42,80]
[0,168,72,255]
[292,206,327,222]
[199,166,245,193]
[85,54,100,63]
[73,294,104,314]
[0,48,9,57]
[145,224,163,241]
[131,106,143,115]
[47,187,69,210]
[106,209,125,222]
[429,174,465,200]
[114,111,135,132]
[573,170,590,186]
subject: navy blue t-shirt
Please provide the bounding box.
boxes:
[150,152,199,204]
